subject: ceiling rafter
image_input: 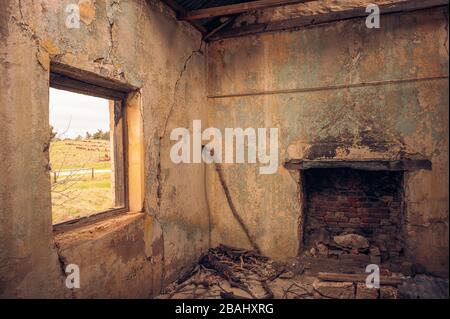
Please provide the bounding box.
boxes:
[208,0,450,40]
[159,0,208,34]
[180,0,313,21]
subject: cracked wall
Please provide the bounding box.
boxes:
[1,0,449,299]
[0,0,209,298]
[207,7,449,277]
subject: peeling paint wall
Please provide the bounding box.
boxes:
[0,0,209,298]
[207,7,449,276]
[0,1,448,299]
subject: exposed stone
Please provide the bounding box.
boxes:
[316,243,328,257]
[310,228,331,246]
[356,283,379,299]
[339,259,365,269]
[313,281,355,299]
[333,234,369,250]
[380,268,392,276]
[380,286,400,299]
[36,50,50,71]
[370,255,381,264]
[328,249,343,259]
[41,39,61,56]
[79,0,97,25]
[370,246,382,264]
[340,252,370,263]
[370,246,381,256]
[390,263,402,273]
[279,271,296,279]
[304,168,406,259]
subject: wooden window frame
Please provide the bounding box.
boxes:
[49,62,138,228]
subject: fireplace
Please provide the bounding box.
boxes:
[283,157,431,266]
[301,167,405,263]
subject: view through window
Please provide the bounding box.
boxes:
[49,88,123,224]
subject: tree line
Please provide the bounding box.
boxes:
[50,126,110,141]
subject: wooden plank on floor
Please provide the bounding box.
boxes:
[318,272,403,286]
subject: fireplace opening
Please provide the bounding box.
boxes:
[302,168,404,264]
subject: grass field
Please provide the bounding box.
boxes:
[50,139,111,171]
[50,140,113,224]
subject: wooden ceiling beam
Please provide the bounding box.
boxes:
[209,0,449,40]
[159,0,207,34]
[180,0,314,21]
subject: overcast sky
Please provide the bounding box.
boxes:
[49,88,110,139]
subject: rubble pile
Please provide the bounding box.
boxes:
[158,244,292,299]
[307,232,384,265]
[157,244,406,299]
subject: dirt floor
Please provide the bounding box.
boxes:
[156,245,449,299]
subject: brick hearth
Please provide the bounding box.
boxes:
[303,168,404,261]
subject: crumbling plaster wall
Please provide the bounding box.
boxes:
[207,7,449,276]
[0,0,209,298]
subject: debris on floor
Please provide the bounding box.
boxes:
[306,231,397,266]
[156,244,438,299]
[398,275,449,299]
[157,244,295,299]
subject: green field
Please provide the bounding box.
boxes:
[50,140,111,171]
[50,140,113,224]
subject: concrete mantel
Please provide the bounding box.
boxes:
[284,158,432,171]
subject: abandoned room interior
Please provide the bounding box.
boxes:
[0,0,448,300]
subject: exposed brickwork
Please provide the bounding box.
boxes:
[303,168,404,260]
